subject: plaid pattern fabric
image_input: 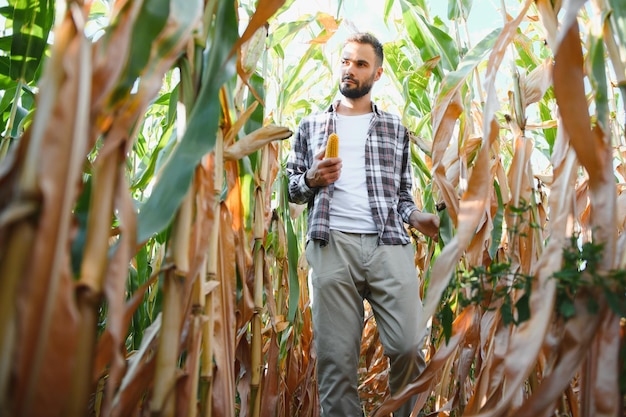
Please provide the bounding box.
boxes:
[287,100,418,246]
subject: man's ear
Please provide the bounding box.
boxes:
[374,66,383,81]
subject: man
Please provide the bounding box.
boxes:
[287,32,440,417]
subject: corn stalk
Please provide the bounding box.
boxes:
[1,0,625,415]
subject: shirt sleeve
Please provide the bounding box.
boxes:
[397,126,419,223]
[287,121,316,204]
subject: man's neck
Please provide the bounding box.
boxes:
[337,96,373,115]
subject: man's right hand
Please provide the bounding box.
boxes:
[306,147,342,188]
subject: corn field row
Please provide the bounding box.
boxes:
[0,0,624,416]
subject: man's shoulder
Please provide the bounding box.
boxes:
[373,103,403,123]
[298,107,331,128]
[302,110,328,121]
[375,109,406,133]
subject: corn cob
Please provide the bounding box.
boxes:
[325,133,339,158]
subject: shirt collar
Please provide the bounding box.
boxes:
[326,100,381,116]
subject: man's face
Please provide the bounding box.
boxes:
[339,42,383,99]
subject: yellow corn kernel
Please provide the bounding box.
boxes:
[325,133,339,158]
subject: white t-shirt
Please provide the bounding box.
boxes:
[329,113,378,234]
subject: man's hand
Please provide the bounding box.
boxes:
[409,210,440,242]
[305,147,342,188]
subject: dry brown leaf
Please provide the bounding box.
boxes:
[224,101,259,147]
[224,125,293,161]
[431,91,464,224]
[421,119,499,346]
[535,0,559,51]
[94,274,158,382]
[371,306,479,416]
[521,57,553,106]
[616,187,626,231]
[465,213,492,267]
[587,311,622,417]
[211,207,238,417]
[308,13,339,44]
[466,133,579,417]
[555,0,587,49]
[506,135,535,272]
[233,0,285,57]
[9,7,91,414]
[513,293,607,417]
[553,23,604,184]
[260,332,281,416]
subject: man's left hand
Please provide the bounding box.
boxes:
[409,211,440,242]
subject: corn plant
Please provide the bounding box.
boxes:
[0,0,625,416]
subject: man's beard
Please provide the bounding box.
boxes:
[340,75,375,99]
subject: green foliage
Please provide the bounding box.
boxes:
[437,261,533,344]
[71,175,92,277]
[127,245,158,350]
[448,0,472,21]
[278,172,301,323]
[551,234,626,404]
[0,0,54,82]
[0,0,54,156]
[552,234,626,319]
[136,0,238,244]
[398,0,458,80]
[608,0,626,49]
[488,181,505,259]
[109,0,170,105]
[436,27,500,104]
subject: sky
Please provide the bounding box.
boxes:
[280,0,514,42]
[272,0,524,96]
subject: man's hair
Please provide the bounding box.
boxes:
[344,32,384,67]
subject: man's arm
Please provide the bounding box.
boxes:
[286,124,316,204]
[409,210,440,241]
[397,126,440,241]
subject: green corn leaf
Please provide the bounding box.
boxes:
[489,181,504,259]
[501,295,514,325]
[131,121,176,191]
[539,97,556,154]
[0,0,54,83]
[437,27,500,103]
[109,0,170,105]
[608,0,626,50]
[399,0,428,16]
[559,298,576,319]
[383,0,395,22]
[588,32,609,128]
[282,173,300,322]
[0,60,12,89]
[245,72,265,135]
[399,2,443,80]
[411,145,433,180]
[441,303,453,343]
[0,85,18,114]
[268,19,314,51]
[137,0,238,243]
[405,57,439,115]
[70,174,93,277]
[399,0,459,77]
[448,0,472,21]
[604,289,626,317]
[515,292,531,324]
[425,18,459,70]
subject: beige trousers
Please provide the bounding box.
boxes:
[306,230,426,417]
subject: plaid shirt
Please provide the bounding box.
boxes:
[287,100,418,246]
